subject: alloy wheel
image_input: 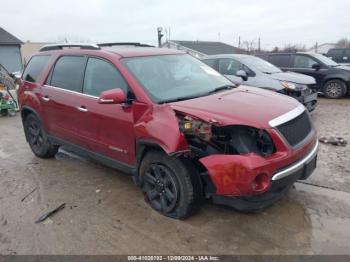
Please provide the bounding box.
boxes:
[143,164,178,213]
[325,82,343,98]
[27,120,44,153]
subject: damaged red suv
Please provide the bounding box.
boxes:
[18,43,318,219]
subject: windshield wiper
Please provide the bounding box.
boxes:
[160,94,207,104]
[208,84,235,94]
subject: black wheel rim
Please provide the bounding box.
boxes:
[143,164,178,213]
[27,120,44,153]
[326,82,342,98]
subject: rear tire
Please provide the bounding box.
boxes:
[323,80,346,99]
[24,114,58,158]
[139,150,200,219]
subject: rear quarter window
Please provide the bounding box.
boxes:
[268,55,291,68]
[22,55,50,83]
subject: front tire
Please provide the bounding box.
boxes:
[24,114,58,158]
[139,151,199,219]
[323,80,347,99]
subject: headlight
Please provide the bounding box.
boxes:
[178,115,212,141]
[280,81,308,91]
[212,125,276,156]
[280,81,296,90]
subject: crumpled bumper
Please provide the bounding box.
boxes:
[199,139,318,197]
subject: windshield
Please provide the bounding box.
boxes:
[310,53,339,66]
[241,56,282,74]
[122,54,233,103]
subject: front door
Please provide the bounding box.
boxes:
[290,54,328,89]
[79,57,135,165]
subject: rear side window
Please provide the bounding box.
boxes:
[50,56,86,92]
[268,55,291,67]
[22,55,50,83]
[83,58,128,97]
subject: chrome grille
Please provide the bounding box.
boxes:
[275,111,312,146]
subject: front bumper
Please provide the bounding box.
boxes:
[280,88,318,112]
[211,144,317,212]
[199,138,318,197]
[299,91,318,112]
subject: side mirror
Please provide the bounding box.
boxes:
[312,63,321,71]
[236,70,248,81]
[98,88,126,104]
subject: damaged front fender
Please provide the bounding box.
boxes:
[134,104,188,154]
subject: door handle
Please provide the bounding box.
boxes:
[42,96,50,102]
[77,106,88,112]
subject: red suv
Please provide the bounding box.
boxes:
[18,43,318,219]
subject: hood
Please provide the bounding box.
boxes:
[268,71,315,85]
[334,65,350,71]
[169,85,301,129]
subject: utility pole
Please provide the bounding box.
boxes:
[258,37,261,53]
[315,42,318,53]
[238,36,241,49]
[157,27,164,48]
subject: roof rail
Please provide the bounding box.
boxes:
[98,42,155,47]
[39,43,100,52]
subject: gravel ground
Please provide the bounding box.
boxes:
[0,97,349,255]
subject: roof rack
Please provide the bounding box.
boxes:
[39,43,100,52]
[98,42,155,47]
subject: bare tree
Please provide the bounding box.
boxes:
[280,44,306,52]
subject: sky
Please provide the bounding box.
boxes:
[1,0,349,50]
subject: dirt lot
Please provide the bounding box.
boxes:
[0,98,349,255]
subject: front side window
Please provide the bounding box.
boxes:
[218,58,243,75]
[293,55,317,68]
[122,54,232,103]
[22,55,50,83]
[50,56,86,92]
[83,58,128,97]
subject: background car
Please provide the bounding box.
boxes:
[326,48,350,66]
[201,54,318,111]
[258,52,350,99]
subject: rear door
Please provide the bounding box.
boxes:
[79,57,135,165]
[42,55,88,147]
